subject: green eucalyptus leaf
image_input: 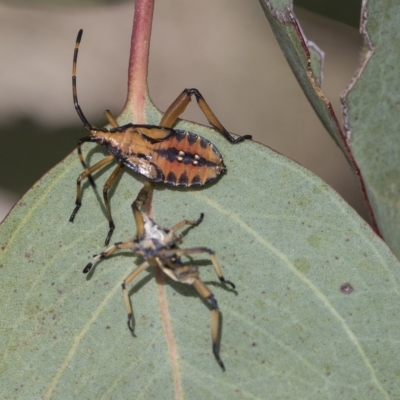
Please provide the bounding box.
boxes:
[341,1,400,259]
[0,116,399,398]
[260,0,400,259]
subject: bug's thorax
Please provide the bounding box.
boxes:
[90,128,138,150]
[134,214,182,263]
[142,214,170,242]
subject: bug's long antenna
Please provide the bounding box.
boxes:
[72,29,95,131]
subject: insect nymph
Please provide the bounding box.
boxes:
[69,29,251,245]
[84,183,235,370]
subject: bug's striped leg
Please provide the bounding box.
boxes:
[159,88,252,143]
[83,238,148,331]
[207,251,235,289]
[77,147,94,188]
[103,163,125,245]
[122,261,150,332]
[83,239,136,274]
[76,137,98,187]
[169,213,204,234]
[70,154,114,223]
[89,109,126,245]
[192,278,225,371]
[163,246,235,289]
[189,88,251,143]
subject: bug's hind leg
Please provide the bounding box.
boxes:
[103,163,125,245]
[69,154,114,222]
[160,88,251,143]
[192,278,225,371]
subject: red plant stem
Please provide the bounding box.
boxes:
[125,0,154,124]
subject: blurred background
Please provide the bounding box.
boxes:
[0,0,366,222]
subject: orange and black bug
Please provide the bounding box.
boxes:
[84,182,235,371]
[69,29,251,245]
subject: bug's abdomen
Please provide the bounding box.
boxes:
[152,130,225,186]
[105,128,226,187]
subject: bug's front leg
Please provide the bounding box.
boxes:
[82,239,148,332]
[83,238,136,274]
[69,154,114,223]
[77,139,96,188]
[103,163,124,245]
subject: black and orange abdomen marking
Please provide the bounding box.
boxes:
[153,130,225,186]
[99,128,225,187]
